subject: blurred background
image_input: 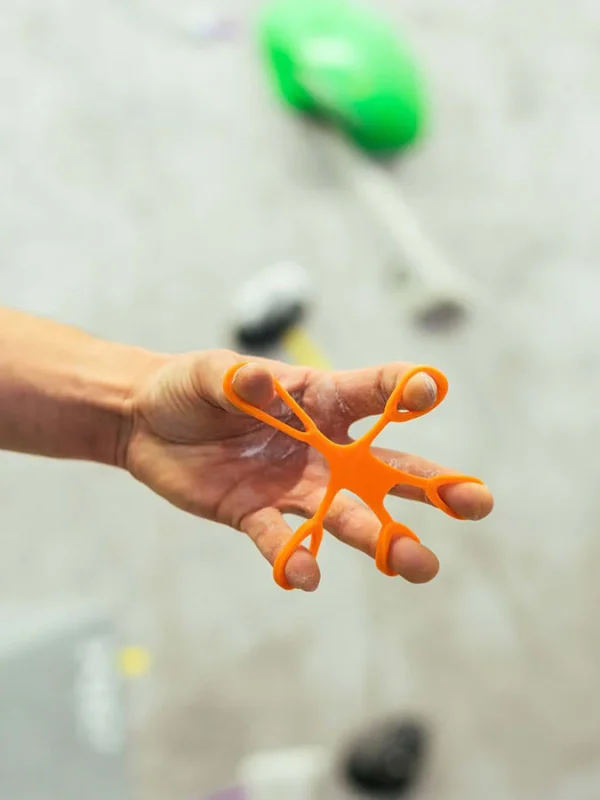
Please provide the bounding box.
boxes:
[1,0,600,798]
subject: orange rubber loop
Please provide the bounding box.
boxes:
[223,362,484,590]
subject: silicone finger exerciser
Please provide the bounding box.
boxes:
[223,363,483,590]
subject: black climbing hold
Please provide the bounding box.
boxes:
[342,718,429,797]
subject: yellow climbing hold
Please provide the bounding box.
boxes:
[118,646,151,677]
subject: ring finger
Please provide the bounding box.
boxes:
[316,491,440,584]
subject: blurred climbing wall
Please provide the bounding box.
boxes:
[2,1,600,799]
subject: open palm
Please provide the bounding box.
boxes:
[124,349,493,591]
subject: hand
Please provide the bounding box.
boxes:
[123,349,493,591]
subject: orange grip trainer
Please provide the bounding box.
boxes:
[223,363,483,590]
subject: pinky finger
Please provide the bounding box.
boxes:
[240,507,321,592]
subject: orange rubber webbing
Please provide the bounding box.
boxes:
[223,363,483,590]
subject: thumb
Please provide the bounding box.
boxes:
[190,350,276,414]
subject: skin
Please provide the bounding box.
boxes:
[0,307,494,591]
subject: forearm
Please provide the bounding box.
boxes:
[0,307,162,466]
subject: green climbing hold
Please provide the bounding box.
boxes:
[257,0,428,154]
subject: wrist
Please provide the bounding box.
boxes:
[92,342,169,469]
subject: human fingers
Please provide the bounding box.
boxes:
[239,506,320,592]
[331,362,438,423]
[189,351,276,413]
[372,448,494,522]
[319,491,440,584]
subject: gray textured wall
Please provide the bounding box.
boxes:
[1,1,600,798]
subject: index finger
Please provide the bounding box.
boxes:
[329,362,439,423]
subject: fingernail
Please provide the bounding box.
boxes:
[423,375,438,406]
[231,364,250,387]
